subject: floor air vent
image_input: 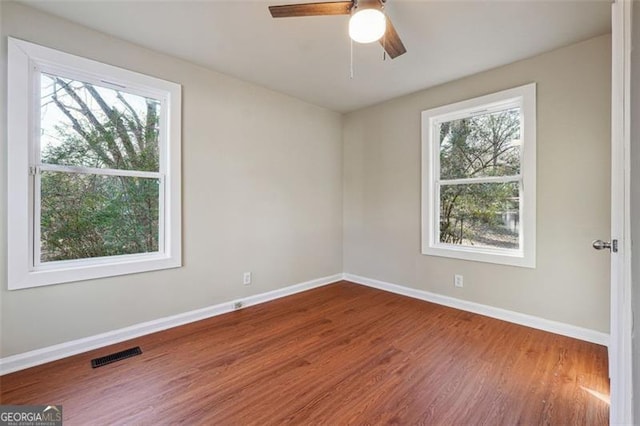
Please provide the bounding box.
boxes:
[91,346,142,368]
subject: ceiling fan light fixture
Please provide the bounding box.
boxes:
[269,0,405,58]
[349,8,386,44]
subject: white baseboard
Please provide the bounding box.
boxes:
[1,271,609,375]
[0,273,343,376]
[344,273,610,347]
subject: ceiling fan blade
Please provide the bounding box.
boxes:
[269,1,353,18]
[380,16,407,59]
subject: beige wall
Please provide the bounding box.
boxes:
[343,35,611,332]
[0,2,613,360]
[0,2,343,357]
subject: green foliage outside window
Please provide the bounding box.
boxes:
[39,74,161,262]
[438,109,521,249]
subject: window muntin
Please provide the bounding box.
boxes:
[37,71,164,265]
[436,105,522,251]
[8,38,182,289]
[422,84,536,268]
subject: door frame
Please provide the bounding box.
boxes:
[610,0,633,424]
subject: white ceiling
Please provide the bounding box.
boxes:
[21,0,611,113]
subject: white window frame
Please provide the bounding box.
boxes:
[421,83,536,268]
[7,37,182,290]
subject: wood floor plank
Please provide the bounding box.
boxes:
[0,281,609,425]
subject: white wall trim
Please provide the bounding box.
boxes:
[344,273,610,347]
[1,271,610,376]
[0,273,342,376]
[609,0,634,423]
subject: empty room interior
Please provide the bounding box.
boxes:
[0,0,639,424]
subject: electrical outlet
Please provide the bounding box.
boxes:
[243,272,251,285]
[234,301,243,310]
[454,274,464,288]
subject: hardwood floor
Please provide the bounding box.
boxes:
[0,281,609,425]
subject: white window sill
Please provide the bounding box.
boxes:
[422,244,535,268]
[9,254,182,290]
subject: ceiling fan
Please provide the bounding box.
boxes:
[268,0,407,59]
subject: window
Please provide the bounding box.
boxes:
[421,84,536,268]
[8,38,182,289]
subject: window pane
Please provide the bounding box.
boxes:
[40,73,161,172]
[440,108,521,180]
[439,182,519,250]
[40,171,160,262]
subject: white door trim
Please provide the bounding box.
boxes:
[610,0,634,424]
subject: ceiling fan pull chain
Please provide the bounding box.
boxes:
[350,37,354,79]
[383,25,387,61]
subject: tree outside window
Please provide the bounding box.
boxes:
[438,108,521,249]
[39,74,162,262]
